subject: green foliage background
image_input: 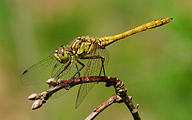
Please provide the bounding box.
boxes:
[0,0,191,120]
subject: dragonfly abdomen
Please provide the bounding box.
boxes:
[99,18,173,47]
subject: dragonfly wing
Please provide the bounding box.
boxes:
[75,82,95,109]
[76,48,109,76]
[52,57,78,80]
[50,58,77,98]
[51,88,68,99]
[21,54,58,86]
[75,48,109,108]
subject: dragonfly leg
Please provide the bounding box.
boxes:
[55,61,71,79]
[55,60,74,88]
[99,56,106,76]
[75,56,106,109]
[80,55,106,76]
[72,60,85,78]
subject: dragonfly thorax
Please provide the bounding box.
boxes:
[69,36,103,56]
[54,46,70,63]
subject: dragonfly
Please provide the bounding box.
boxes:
[21,18,173,108]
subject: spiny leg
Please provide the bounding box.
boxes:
[80,55,106,77]
[47,60,72,88]
[55,60,74,88]
[72,60,85,78]
[75,55,106,108]
[56,60,72,79]
[99,56,106,76]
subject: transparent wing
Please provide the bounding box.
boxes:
[77,48,109,76]
[21,54,60,86]
[75,48,109,108]
[51,89,68,99]
[50,57,78,98]
[52,57,79,80]
[21,53,76,98]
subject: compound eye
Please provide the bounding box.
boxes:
[58,46,65,55]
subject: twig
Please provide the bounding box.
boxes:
[85,95,117,120]
[85,77,141,120]
[28,76,141,120]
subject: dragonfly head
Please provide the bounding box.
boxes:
[54,46,69,63]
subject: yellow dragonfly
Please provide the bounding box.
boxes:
[21,18,173,108]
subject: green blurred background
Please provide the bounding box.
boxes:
[0,0,191,120]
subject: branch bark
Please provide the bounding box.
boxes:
[27,76,141,120]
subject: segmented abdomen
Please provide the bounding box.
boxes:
[99,18,173,47]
